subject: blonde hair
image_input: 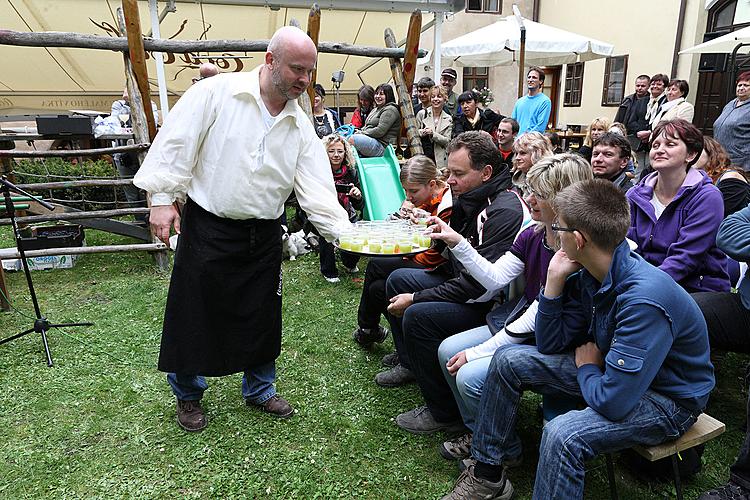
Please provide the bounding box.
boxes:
[512,132,554,188]
[429,85,448,101]
[583,117,612,147]
[322,134,355,170]
[526,153,594,203]
[526,153,594,243]
[400,154,446,187]
[513,132,554,166]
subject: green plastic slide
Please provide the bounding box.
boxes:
[354,145,406,221]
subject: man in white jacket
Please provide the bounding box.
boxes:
[134,26,350,432]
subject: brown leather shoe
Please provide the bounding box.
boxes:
[176,399,207,432]
[247,394,294,419]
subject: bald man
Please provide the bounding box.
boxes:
[192,63,220,84]
[135,26,350,432]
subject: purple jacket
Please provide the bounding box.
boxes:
[626,169,730,293]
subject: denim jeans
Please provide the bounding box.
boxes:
[438,325,493,431]
[386,267,491,422]
[167,360,277,404]
[351,134,385,157]
[357,257,425,330]
[472,344,697,499]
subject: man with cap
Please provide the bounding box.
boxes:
[441,68,461,118]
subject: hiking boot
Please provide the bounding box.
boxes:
[375,364,415,387]
[699,482,750,500]
[441,464,514,500]
[352,325,389,347]
[247,394,294,419]
[459,454,523,472]
[395,406,466,435]
[381,352,399,368]
[176,399,207,432]
[440,433,473,460]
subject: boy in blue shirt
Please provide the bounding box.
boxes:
[441,179,715,500]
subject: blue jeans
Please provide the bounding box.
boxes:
[167,360,277,404]
[438,325,493,431]
[472,344,698,499]
[351,134,385,157]
[386,267,491,422]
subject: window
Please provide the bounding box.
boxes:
[564,62,584,107]
[602,55,628,106]
[466,0,501,14]
[463,67,489,93]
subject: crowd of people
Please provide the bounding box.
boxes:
[130,25,750,500]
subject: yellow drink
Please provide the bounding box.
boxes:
[350,238,364,252]
[419,234,432,248]
[382,242,395,254]
[369,240,382,253]
[339,236,352,250]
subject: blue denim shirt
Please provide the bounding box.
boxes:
[535,240,715,421]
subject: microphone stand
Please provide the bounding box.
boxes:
[0,176,93,366]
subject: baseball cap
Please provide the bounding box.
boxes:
[441,68,457,80]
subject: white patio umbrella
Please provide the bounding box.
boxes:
[440,15,614,68]
[679,26,750,55]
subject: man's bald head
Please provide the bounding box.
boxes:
[199,63,220,79]
[267,26,317,63]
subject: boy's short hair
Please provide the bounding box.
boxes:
[501,117,520,135]
[593,132,631,159]
[416,76,436,89]
[552,179,630,251]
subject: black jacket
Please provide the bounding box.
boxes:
[615,93,650,135]
[413,168,524,304]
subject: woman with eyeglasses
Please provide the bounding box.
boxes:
[420,153,592,459]
[627,119,729,293]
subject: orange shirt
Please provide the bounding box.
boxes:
[414,186,452,268]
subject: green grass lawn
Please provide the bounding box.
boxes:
[0,228,747,499]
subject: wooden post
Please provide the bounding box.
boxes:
[121,0,157,140]
[384,28,423,157]
[0,156,13,310]
[305,4,321,104]
[288,19,313,121]
[118,8,169,272]
[403,10,422,93]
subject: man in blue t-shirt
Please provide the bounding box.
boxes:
[511,66,551,134]
[441,179,714,500]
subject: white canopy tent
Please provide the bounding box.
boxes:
[439,15,614,68]
[679,25,750,55]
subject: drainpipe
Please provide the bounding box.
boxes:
[671,0,688,79]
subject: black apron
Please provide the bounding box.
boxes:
[158,198,283,376]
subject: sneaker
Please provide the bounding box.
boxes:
[324,275,340,283]
[176,399,207,432]
[381,352,400,368]
[699,482,750,500]
[441,463,514,500]
[440,433,472,460]
[459,455,523,472]
[247,394,294,419]
[343,265,359,273]
[375,363,416,387]
[395,405,466,435]
[352,325,389,347]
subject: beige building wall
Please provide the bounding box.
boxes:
[415,0,535,116]
[536,0,710,129]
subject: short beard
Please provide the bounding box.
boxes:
[270,63,295,101]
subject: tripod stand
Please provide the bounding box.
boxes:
[0,176,93,366]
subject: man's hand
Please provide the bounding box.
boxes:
[544,250,583,298]
[575,342,604,369]
[150,204,180,245]
[348,186,362,199]
[636,130,650,142]
[426,216,462,248]
[446,351,468,376]
[387,293,414,317]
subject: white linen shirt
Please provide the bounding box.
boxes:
[134,66,350,242]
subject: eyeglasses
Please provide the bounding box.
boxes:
[551,223,587,242]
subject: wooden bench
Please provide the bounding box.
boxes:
[605,413,725,500]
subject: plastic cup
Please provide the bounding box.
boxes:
[350,238,364,252]
[418,234,432,248]
[339,235,353,251]
[369,240,382,253]
[382,242,395,254]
